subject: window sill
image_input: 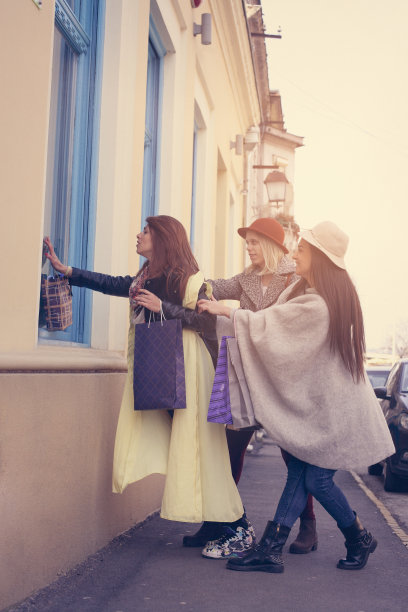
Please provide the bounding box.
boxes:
[0,346,127,372]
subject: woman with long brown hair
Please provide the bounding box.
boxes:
[44,215,245,530]
[198,221,394,573]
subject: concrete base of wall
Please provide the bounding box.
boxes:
[0,372,165,610]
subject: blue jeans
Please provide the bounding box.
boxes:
[273,455,355,530]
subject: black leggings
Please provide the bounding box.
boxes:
[226,428,253,484]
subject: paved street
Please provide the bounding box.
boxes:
[7,440,408,612]
[355,467,408,535]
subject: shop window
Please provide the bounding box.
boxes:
[40,0,105,344]
[141,20,166,224]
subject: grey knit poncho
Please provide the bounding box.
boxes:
[232,286,394,470]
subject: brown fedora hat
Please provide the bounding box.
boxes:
[237,217,288,254]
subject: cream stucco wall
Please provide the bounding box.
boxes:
[151,0,260,276]
[91,0,150,352]
[0,370,164,610]
[0,0,54,352]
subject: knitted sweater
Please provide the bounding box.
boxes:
[209,255,297,312]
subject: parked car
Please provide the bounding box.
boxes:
[365,364,392,388]
[368,358,408,491]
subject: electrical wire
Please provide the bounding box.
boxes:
[273,74,408,158]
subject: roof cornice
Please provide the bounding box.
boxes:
[208,0,261,127]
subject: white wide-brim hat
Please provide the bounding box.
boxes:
[300,221,349,270]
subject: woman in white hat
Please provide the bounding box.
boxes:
[198,221,395,573]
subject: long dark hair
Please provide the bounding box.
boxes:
[140,215,199,300]
[289,245,366,382]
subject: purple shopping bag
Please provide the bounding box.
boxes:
[133,318,186,410]
[207,335,233,425]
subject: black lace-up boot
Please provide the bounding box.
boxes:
[226,520,290,573]
[182,522,225,547]
[337,515,377,570]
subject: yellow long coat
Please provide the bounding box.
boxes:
[112,271,244,523]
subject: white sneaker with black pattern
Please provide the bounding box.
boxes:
[202,523,255,559]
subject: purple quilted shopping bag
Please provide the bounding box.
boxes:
[207,335,233,425]
[133,318,186,410]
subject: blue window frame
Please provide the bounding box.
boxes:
[141,20,166,225]
[40,0,105,344]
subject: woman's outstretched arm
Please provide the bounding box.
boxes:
[43,237,133,297]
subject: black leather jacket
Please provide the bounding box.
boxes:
[69,268,218,364]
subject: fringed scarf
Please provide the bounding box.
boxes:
[129,264,150,324]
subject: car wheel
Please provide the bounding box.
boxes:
[368,463,383,476]
[384,459,402,492]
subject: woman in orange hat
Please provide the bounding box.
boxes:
[185,218,319,560]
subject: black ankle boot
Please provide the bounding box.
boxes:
[337,515,377,570]
[183,522,225,547]
[226,521,290,573]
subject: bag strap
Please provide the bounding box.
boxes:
[147,302,166,328]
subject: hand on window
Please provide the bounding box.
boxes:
[43,237,68,275]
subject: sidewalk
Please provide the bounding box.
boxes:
[7,440,408,612]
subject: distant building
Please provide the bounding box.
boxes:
[246,2,304,256]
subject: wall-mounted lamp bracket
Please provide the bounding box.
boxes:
[193,13,212,45]
[252,165,279,169]
[251,32,282,39]
[230,135,244,155]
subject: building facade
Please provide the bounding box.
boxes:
[0,0,262,607]
[250,91,304,254]
[246,2,304,255]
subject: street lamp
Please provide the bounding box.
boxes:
[264,170,288,207]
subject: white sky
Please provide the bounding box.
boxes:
[261,0,408,350]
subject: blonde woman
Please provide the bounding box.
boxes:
[186,219,317,560]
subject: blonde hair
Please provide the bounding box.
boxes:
[245,231,285,276]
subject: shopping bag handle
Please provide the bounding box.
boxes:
[147,300,166,328]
